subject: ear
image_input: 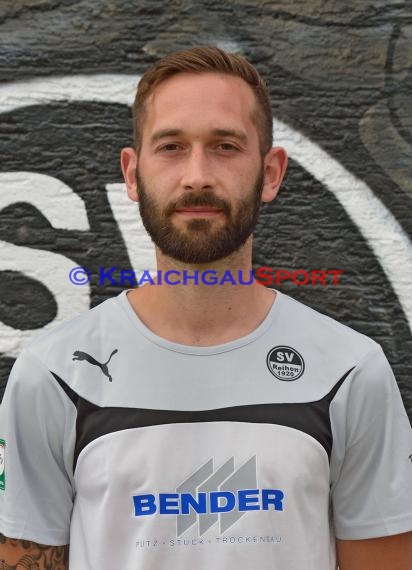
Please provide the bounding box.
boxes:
[120,147,139,202]
[261,146,288,203]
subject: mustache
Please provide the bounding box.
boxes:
[164,191,231,217]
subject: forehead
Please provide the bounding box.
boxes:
[142,72,259,142]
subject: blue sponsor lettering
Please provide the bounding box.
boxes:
[262,489,284,511]
[210,491,235,512]
[133,494,156,515]
[181,492,207,514]
[159,493,180,514]
[132,489,284,517]
[238,489,260,511]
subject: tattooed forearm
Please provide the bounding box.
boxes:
[0,533,69,569]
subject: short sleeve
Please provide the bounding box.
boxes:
[0,348,76,545]
[330,344,412,540]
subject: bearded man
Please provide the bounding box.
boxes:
[1,46,411,570]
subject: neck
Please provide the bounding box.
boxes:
[127,241,277,346]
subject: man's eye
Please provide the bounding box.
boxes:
[158,143,182,152]
[217,143,238,151]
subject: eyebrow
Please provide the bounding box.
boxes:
[150,128,248,145]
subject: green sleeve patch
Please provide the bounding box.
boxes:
[0,439,5,491]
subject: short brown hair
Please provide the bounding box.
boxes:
[132,46,273,156]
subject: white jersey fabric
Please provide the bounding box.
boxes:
[1,289,412,569]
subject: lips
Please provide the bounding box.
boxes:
[175,207,223,213]
[166,191,231,218]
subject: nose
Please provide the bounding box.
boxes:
[180,146,216,191]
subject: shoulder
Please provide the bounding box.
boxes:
[26,292,124,362]
[275,290,378,359]
[268,291,389,400]
[8,292,128,399]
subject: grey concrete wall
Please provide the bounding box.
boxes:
[0,1,411,418]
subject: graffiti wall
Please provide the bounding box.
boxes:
[0,1,411,417]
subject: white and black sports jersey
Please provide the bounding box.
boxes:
[1,289,412,569]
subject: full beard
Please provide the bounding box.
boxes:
[136,166,265,264]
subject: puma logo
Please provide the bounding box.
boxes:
[72,349,118,382]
